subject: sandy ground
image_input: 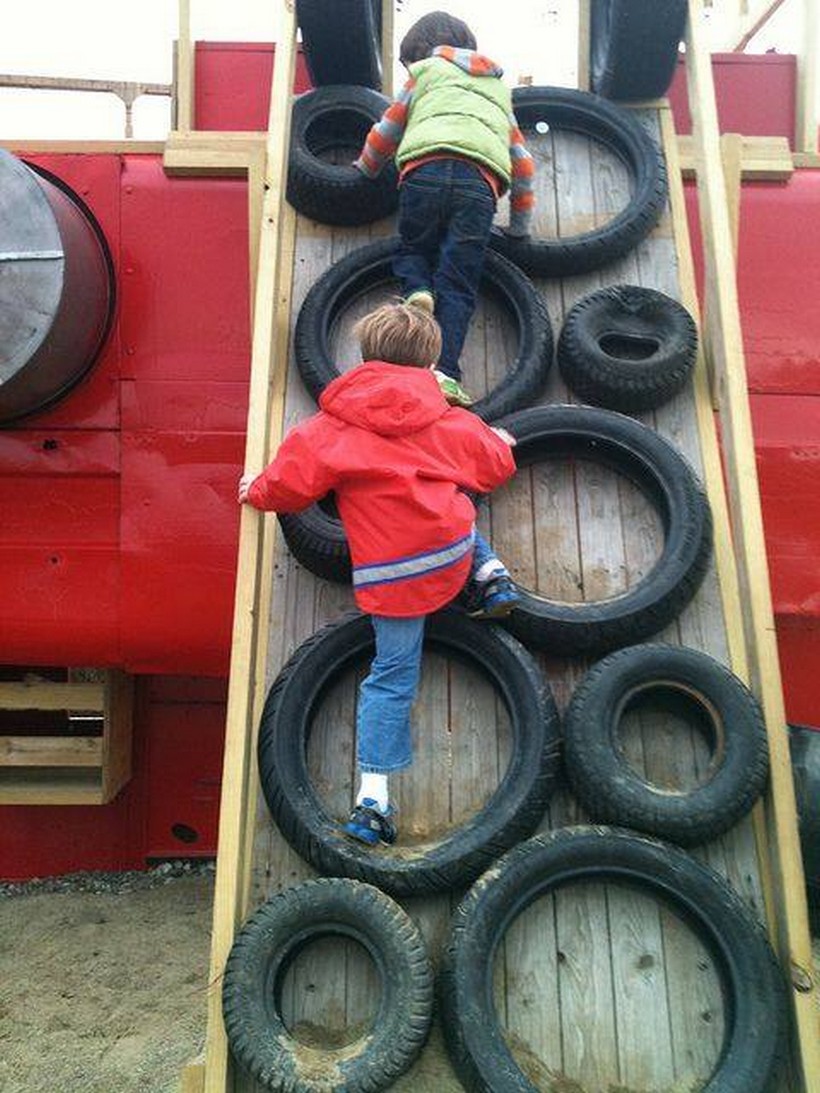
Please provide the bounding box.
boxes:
[0,863,817,1093]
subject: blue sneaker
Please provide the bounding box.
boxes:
[343,798,398,846]
[465,575,520,620]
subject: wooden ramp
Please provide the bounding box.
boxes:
[184,4,818,1092]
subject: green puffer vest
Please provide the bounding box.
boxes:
[397,56,512,190]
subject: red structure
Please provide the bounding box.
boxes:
[0,47,817,879]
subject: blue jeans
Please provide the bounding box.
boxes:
[356,532,505,774]
[394,159,496,380]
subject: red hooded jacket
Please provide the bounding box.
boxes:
[247,361,516,616]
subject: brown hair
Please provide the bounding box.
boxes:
[399,11,477,67]
[354,302,442,367]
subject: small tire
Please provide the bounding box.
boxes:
[294,236,553,421]
[490,85,668,278]
[557,284,698,411]
[563,643,769,845]
[496,404,713,655]
[296,0,383,90]
[591,0,688,101]
[288,86,398,226]
[257,610,561,898]
[440,827,788,1093]
[223,878,433,1093]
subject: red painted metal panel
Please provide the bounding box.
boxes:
[669,53,796,144]
[194,41,312,131]
[777,621,820,726]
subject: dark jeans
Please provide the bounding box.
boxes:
[394,159,496,380]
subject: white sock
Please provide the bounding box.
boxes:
[356,772,389,813]
[473,560,509,584]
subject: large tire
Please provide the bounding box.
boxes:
[287,86,398,226]
[440,827,788,1093]
[789,723,820,927]
[557,284,698,411]
[490,86,668,277]
[563,644,769,844]
[296,0,383,90]
[223,878,433,1093]
[257,610,561,898]
[591,0,688,101]
[294,236,553,421]
[497,404,713,654]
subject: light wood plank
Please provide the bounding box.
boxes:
[0,736,103,767]
[0,682,105,711]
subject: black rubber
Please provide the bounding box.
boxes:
[294,236,553,420]
[223,878,433,1092]
[489,85,668,278]
[495,404,713,655]
[440,827,788,1093]
[563,643,769,845]
[557,284,698,411]
[257,610,561,898]
[287,86,398,227]
[296,0,383,90]
[591,0,688,101]
[789,723,820,927]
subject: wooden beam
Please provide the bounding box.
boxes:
[0,140,164,154]
[101,671,134,802]
[176,0,194,132]
[677,133,794,178]
[685,4,820,1087]
[381,0,395,97]
[201,2,298,1090]
[577,0,591,91]
[795,0,819,155]
[0,681,105,711]
[0,776,103,806]
[0,736,103,767]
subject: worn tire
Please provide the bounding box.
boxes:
[296,0,383,89]
[563,644,769,844]
[257,610,561,898]
[591,0,688,101]
[223,878,433,1092]
[490,85,668,277]
[440,827,788,1093]
[557,284,698,411]
[495,404,713,654]
[789,723,820,926]
[294,236,553,420]
[287,86,398,226]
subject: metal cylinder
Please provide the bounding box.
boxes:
[0,149,115,424]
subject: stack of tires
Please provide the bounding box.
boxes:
[222,5,796,1091]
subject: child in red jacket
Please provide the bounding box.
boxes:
[239,302,518,846]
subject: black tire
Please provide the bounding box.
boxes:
[296,0,383,90]
[557,284,698,411]
[223,878,433,1092]
[563,644,769,844]
[490,85,668,278]
[789,723,820,926]
[496,404,713,654]
[294,236,554,421]
[440,827,788,1093]
[279,495,352,583]
[591,0,688,101]
[287,86,398,226]
[257,610,561,898]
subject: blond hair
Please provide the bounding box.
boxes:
[354,302,442,367]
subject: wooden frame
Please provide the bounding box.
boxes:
[684,2,819,1086]
[0,670,134,805]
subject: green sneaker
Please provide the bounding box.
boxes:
[433,369,474,407]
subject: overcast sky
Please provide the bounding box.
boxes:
[0,0,805,139]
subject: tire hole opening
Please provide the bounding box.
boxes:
[598,330,661,361]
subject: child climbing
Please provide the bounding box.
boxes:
[354,10,535,405]
[238,302,519,846]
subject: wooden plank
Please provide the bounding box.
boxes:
[201,4,299,1091]
[0,771,102,805]
[685,3,820,1086]
[175,0,195,132]
[577,0,591,92]
[677,134,794,179]
[381,0,395,98]
[101,671,134,802]
[0,736,102,767]
[0,682,105,711]
[0,140,165,154]
[795,0,819,155]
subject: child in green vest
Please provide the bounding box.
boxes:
[355,11,535,406]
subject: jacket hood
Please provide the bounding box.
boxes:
[430,45,504,79]
[319,361,448,437]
